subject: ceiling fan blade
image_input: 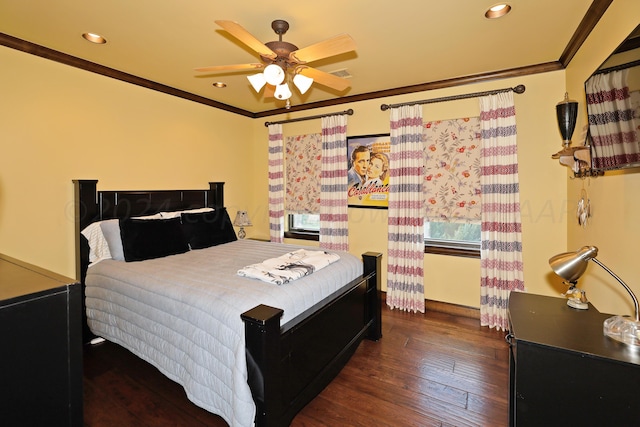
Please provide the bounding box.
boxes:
[290,34,356,64]
[215,20,277,60]
[263,84,275,98]
[194,63,264,72]
[299,67,351,91]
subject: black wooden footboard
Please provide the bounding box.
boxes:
[242,252,382,427]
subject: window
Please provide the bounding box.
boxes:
[424,221,480,257]
[285,213,320,241]
[423,117,482,258]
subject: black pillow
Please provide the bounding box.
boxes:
[181,208,237,249]
[119,217,189,262]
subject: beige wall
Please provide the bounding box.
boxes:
[0,46,254,277]
[2,0,636,312]
[564,0,640,317]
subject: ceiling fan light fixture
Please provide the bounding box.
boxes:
[263,64,285,86]
[274,82,292,100]
[247,73,267,92]
[293,73,314,94]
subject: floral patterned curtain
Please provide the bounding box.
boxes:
[479,91,524,331]
[319,114,349,251]
[387,104,425,313]
[285,133,321,213]
[423,117,481,223]
[268,123,284,243]
[586,69,640,170]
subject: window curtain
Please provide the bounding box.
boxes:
[268,123,284,243]
[387,104,425,313]
[319,114,349,251]
[585,69,640,170]
[423,117,482,223]
[479,91,524,331]
[285,133,321,213]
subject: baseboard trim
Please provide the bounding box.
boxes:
[425,299,480,320]
[381,291,480,319]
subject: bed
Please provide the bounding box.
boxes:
[73,179,382,427]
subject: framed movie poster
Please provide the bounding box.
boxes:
[347,134,390,208]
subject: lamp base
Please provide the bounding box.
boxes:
[567,298,589,310]
[603,315,640,347]
[238,227,246,239]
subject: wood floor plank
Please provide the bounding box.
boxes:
[83,300,510,426]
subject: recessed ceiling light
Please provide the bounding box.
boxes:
[485,3,511,19]
[82,32,107,44]
[212,82,226,88]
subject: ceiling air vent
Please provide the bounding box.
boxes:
[329,69,352,79]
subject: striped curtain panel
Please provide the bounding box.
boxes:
[319,114,349,251]
[268,123,284,243]
[479,91,525,331]
[586,69,640,170]
[387,105,425,313]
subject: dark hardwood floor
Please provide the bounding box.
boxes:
[83,303,510,427]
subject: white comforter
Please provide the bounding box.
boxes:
[85,239,361,427]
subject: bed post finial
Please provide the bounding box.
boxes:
[208,182,225,208]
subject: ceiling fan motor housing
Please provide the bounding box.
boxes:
[262,41,299,69]
[261,20,299,71]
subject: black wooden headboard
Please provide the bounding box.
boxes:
[73,179,225,276]
[72,179,225,341]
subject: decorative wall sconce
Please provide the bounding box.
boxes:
[556,92,578,150]
[551,93,596,176]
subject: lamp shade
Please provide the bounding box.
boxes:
[556,92,578,145]
[293,73,314,94]
[549,246,597,283]
[263,64,285,86]
[233,210,252,227]
[247,73,267,92]
[274,82,292,100]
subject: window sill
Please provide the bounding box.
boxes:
[424,245,480,259]
[284,231,319,241]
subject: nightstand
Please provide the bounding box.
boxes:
[0,255,83,426]
[507,292,640,426]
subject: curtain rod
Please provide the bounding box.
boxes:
[594,59,640,75]
[264,109,354,127]
[379,84,526,111]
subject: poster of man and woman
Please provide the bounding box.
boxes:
[347,134,390,208]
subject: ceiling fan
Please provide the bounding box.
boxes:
[195,20,356,106]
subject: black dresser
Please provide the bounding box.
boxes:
[0,255,83,426]
[507,292,640,426]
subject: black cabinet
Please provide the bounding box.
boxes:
[507,292,640,427]
[0,255,83,426]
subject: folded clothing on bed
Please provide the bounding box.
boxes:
[237,248,340,285]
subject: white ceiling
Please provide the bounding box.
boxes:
[0,0,596,115]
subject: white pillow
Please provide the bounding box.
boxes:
[133,213,163,220]
[81,213,165,265]
[81,222,111,265]
[100,219,125,261]
[159,207,214,219]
